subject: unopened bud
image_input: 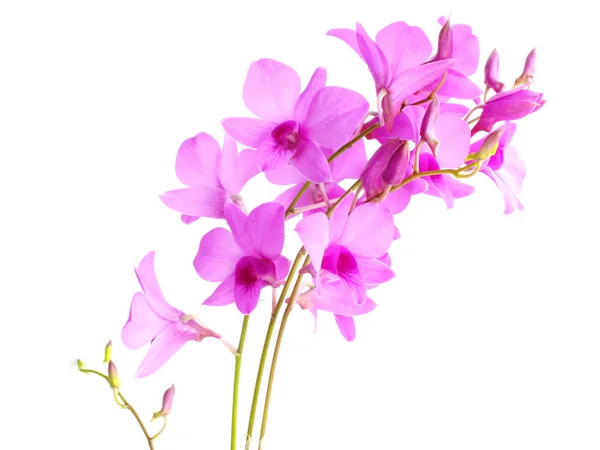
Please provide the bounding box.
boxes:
[77,359,84,370]
[152,384,175,421]
[103,340,112,363]
[514,48,536,87]
[484,49,504,93]
[420,96,441,156]
[433,19,453,61]
[471,129,503,160]
[107,360,120,389]
[382,141,410,186]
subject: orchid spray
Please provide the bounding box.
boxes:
[77,15,544,450]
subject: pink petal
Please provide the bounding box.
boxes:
[326,28,363,60]
[160,187,229,219]
[304,87,369,149]
[432,69,482,99]
[224,203,253,254]
[334,315,356,341]
[246,202,285,260]
[203,275,236,306]
[122,292,171,350]
[265,164,306,186]
[289,141,332,183]
[435,112,471,168]
[256,139,289,171]
[295,212,329,271]
[368,111,415,142]
[175,133,221,188]
[218,136,259,194]
[194,227,242,282]
[330,139,367,182]
[383,188,412,214]
[355,258,395,287]
[375,22,432,75]
[388,59,454,110]
[338,203,395,258]
[234,257,273,314]
[134,252,181,321]
[328,195,353,244]
[221,117,275,149]
[452,24,479,76]
[355,22,391,87]
[135,322,197,378]
[243,59,301,123]
[273,255,291,281]
[273,184,305,210]
[294,67,327,123]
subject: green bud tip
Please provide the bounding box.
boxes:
[103,340,113,363]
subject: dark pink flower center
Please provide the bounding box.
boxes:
[322,245,359,277]
[271,120,301,150]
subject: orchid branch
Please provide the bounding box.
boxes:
[231,314,250,450]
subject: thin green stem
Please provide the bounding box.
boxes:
[245,249,306,450]
[79,366,155,449]
[258,256,310,448]
[231,315,250,450]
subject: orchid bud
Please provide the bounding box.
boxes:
[103,340,112,363]
[382,141,410,186]
[484,49,504,93]
[514,48,536,87]
[471,129,503,160]
[77,359,84,370]
[152,384,175,421]
[420,96,441,157]
[107,360,120,389]
[433,19,453,61]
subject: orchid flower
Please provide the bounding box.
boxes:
[194,202,290,314]
[222,59,369,183]
[122,252,221,378]
[327,21,454,128]
[294,196,396,340]
[160,133,258,223]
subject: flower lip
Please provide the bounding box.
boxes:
[321,245,359,277]
[271,120,301,150]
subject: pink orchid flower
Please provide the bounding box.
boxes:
[473,122,526,214]
[122,252,221,378]
[194,202,290,314]
[472,86,545,135]
[160,133,258,223]
[294,196,396,340]
[222,59,369,183]
[327,21,454,128]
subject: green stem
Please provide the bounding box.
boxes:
[245,249,306,449]
[232,315,250,450]
[258,256,310,447]
[79,367,155,449]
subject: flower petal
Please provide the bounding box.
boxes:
[328,195,353,245]
[265,163,306,186]
[304,87,369,149]
[326,28,362,60]
[203,275,236,306]
[295,212,329,271]
[289,141,332,183]
[218,136,259,194]
[330,139,367,182]
[294,67,327,123]
[224,203,253,254]
[243,59,301,123]
[175,133,221,188]
[122,292,170,350]
[355,22,391,87]
[221,117,275,148]
[334,315,356,341]
[135,322,197,378]
[234,257,274,314]
[194,227,242,282]
[134,252,181,321]
[375,22,432,75]
[160,187,229,219]
[338,203,395,258]
[355,258,395,287]
[388,59,454,109]
[435,112,471,168]
[246,202,285,260]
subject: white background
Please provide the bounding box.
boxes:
[1,1,598,449]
